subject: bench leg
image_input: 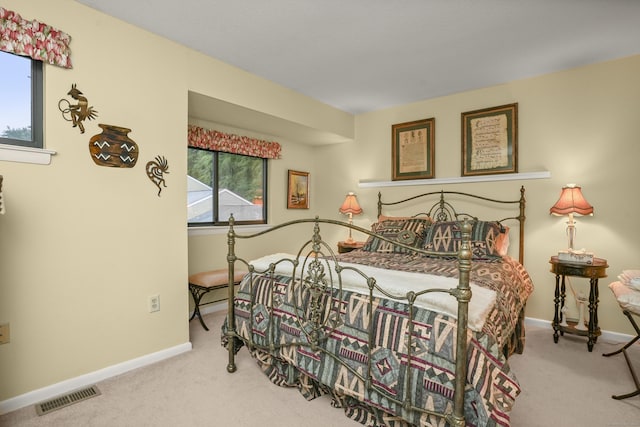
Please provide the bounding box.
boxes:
[611,349,640,400]
[189,284,211,331]
[603,310,640,400]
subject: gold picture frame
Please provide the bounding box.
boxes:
[391,118,435,181]
[461,103,518,176]
[287,170,309,209]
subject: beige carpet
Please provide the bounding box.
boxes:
[1,310,639,427]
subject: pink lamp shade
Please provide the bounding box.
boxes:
[549,184,594,216]
[339,192,363,243]
[339,192,363,215]
[549,184,593,250]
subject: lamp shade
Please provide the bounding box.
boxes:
[549,184,593,216]
[339,192,363,215]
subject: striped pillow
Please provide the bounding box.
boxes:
[362,218,430,253]
[422,220,507,259]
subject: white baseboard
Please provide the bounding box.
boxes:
[2,313,633,415]
[2,303,228,415]
[524,316,633,344]
[0,342,192,415]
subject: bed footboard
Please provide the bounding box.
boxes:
[223,216,474,427]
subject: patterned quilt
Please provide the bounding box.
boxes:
[222,252,533,427]
[337,251,533,353]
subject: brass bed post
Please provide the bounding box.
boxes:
[518,185,526,265]
[449,220,473,427]
[226,215,238,373]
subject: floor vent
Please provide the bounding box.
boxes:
[35,385,101,416]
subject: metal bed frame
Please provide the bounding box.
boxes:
[377,186,526,264]
[223,186,527,426]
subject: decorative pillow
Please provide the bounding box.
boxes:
[618,270,640,291]
[362,218,430,253]
[609,281,640,315]
[495,226,510,256]
[421,220,508,259]
[378,214,431,222]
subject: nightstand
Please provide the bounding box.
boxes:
[338,241,364,253]
[549,255,608,351]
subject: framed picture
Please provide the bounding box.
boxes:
[391,118,435,181]
[461,103,518,176]
[287,170,309,209]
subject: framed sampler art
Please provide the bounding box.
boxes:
[461,103,518,176]
[391,118,435,181]
[287,170,309,209]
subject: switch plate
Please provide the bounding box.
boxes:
[149,295,160,313]
[0,323,10,344]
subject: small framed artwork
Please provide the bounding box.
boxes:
[391,118,435,181]
[461,103,518,176]
[287,170,309,209]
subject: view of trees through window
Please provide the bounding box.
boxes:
[188,148,266,225]
[0,51,42,148]
[1,126,31,140]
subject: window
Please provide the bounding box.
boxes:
[0,51,43,148]
[188,148,267,226]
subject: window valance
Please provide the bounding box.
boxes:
[0,7,72,68]
[188,125,282,159]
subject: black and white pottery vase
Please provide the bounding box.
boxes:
[89,124,139,168]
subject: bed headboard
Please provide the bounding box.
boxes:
[377,186,526,264]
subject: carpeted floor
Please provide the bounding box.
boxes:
[1,310,639,427]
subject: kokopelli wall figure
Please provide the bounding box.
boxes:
[146,155,169,196]
[58,84,98,134]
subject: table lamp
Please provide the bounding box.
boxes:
[339,192,363,244]
[549,183,593,255]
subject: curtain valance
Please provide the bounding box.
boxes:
[188,125,281,159]
[0,7,72,68]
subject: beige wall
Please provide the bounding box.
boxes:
[2,0,639,410]
[311,55,640,337]
[0,0,341,405]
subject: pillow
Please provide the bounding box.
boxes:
[378,214,431,222]
[421,220,508,259]
[609,281,640,315]
[618,270,640,291]
[495,226,510,256]
[362,218,430,253]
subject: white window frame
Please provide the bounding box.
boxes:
[0,52,54,165]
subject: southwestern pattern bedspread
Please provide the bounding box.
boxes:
[222,253,532,427]
[338,251,533,356]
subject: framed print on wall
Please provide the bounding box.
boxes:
[287,170,309,209]
[391,118,435,181]
[461,103,518,176]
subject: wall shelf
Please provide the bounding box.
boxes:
[358,171,551,188]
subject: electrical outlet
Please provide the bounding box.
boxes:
[148,295,160,313]
[0,323,10,345]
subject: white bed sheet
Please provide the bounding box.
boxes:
[247,253,496,332]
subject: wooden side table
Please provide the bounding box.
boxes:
[338,241,364,253]
[549,255,608,351]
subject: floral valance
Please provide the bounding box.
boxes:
[0,7,72,68]
[188,125,282,159]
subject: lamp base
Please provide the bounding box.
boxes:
[558,250,594,264]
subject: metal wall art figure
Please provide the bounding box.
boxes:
[58,84,98,134]
[146,155,169,196]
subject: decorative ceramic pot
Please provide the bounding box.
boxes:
[89,124,139,168]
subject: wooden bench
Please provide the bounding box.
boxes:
[188,268,247,331]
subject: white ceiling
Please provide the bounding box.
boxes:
[75,0,640,116]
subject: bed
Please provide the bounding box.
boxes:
[221,187,533,427]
